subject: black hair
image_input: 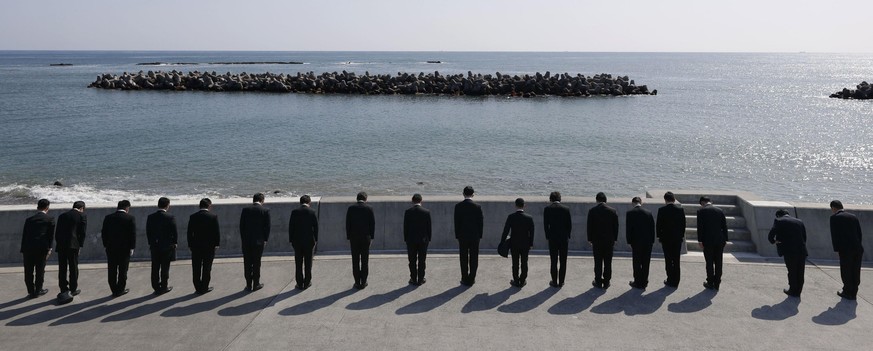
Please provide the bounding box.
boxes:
[157,197,170,209]
[463,186,475,197]
[356,192,368,202]
[412,194,422,203]
[515,198,525,208]
[664,191,675,202]
[595,192,607,203]
[549,191,561,202]
[37,199,50,210]
[199,198,211,209]
[117,200,131,210]
[830,200,844,210]
[72,201,86,210]
[253,192,265,203]
[300,195,311,205]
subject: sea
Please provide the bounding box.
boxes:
[0,51,871,205]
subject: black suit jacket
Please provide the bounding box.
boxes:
[831,210,864,253]
[55,209,86,250]
[21,211,55,253]
[587,203,618,244]
[240,204,271,247]
[696,204,728,246]
[146,210,178,251]
[657,203,686,243]
[102,210,136,251]
[626,206,655,247]
[404,204,432,244]
[187,209,220,250]
[454,199,483,240]
[768,215,808,257]
[543,202,571,242]
[346,202,375,240]
[289,205,319,247]
[501,210,535,249]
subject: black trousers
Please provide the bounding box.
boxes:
[631,245,653,287]
[661,240,683,286]
[702,243,725,287]
[191,248,215,292]
[150,248,172,291]
[242,244,265,287]
[510,247,530,283]
[57,248,79,293]
[22,250,47,295]
[592,243,614,285]
[458,238,480,282]
[783,254,806,295]
[292,243,314,285]
[350,238,370,285]
[406,241,429,282]
[548,239,569,284]
[106,249,131,295]
[838,249,863,297]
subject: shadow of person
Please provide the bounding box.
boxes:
[590,288,642,315]
[497,287,560,314]
[0,297,31,312]
[0,299,56,322]
[751,296,800,321]
[667,289,717,313]
[626,286,675,316]
[218,287,302,317]
[8,294,140,326]
[547,287,605,315]
[279,288,358,316]
[346,284,417,311]
[461,287,519,313]
[396,285,469,315]
[161,290,249,317]
[99,293,199,323]
[812,299,857,326]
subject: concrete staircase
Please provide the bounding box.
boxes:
[647,192,756,253]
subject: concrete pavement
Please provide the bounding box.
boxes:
[0,253,870,350]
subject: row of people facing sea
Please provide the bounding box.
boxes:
[20,186,864,305]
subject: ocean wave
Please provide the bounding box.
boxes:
[0,183,209,205]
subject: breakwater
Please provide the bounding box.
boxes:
[87,70,656,97]
[830,81,872,99]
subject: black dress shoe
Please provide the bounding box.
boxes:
[460,280,472,287]
[418,278,426,285]
[592,280,601,289]
[510,279,521,287]
[664,280,678,288]
[197,287,214,295]
[360,282,368,289]
[295,284,305,290]
[354,283,362,290]
[252,283,264,291]
[304,281,312,289]
[703,282,718,290]
[71,289,81,296]
[837,291,856,300]
[114,289,130,297]
[629,281,640,289]
[549,280,561,288]
[409,279,417,285]
[602,281,610,290]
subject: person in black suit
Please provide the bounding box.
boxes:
[21,199,54,298]
[830,200,864,300]
[767,209,808,297]
[544,191,571,288]
[102,200,136,297]
[455,186,483,286]
[347,192,375,289]
[188,198,220,294]
[146,197,177,295]
[587,192,618,289]
[289,195,318,290]
[697,196,728,290]
[626,197,655,290]
[404,194,431,286]
[656,191,686,288]
[240,193,270,292]
[501,198,535,288]
[55,201,86,297]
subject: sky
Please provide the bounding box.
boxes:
[1,0,870,52]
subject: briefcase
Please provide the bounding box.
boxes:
[498,239,510,258]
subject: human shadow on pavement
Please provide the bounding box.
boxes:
[161,290,248,317]
[14,294,141,326]
[462,287,518,313]
[346,284,417,311]
[0,297,31,311]
[219,288,302,316]
[547,287,605,315]
[280,288,358,316]
[396,285,468,315]
[812,299,857,326]
[590,288,642,315]
[0,298,55,322]
[667,289,717,313]
[497,287,560,314]
[626,286,675,316]
[100,293,199,323]
[751,296,800,321]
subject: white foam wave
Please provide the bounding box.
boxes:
[0,183,207,204]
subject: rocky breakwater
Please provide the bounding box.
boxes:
[830,81,872,100]
[88,70,656,97]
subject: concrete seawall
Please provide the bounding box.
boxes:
[1,192,871,264]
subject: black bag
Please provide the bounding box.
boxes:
[498,239,510,258]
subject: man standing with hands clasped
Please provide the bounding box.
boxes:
[697,196,727,291]
[767,209,807,298]
[240,193,270,292]
[21,199,54,298]
[404,194,431,286]
[455,186,483,286]
[147,197,177,295]
[103,200,136,297]
[626,197,655,290]
[347,192,375,289]
[289,195,318,290]
[188,198,220,294]
[501,198,535,288]
[588,192,618,289]
[55,201,87,298]
[544,191,571,288]
[657,191,685,288]
[830,200,864,300]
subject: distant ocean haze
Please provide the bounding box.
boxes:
[0,51,871,205]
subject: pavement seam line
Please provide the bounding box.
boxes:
[220,280,295,351]
[807,259,872,306]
